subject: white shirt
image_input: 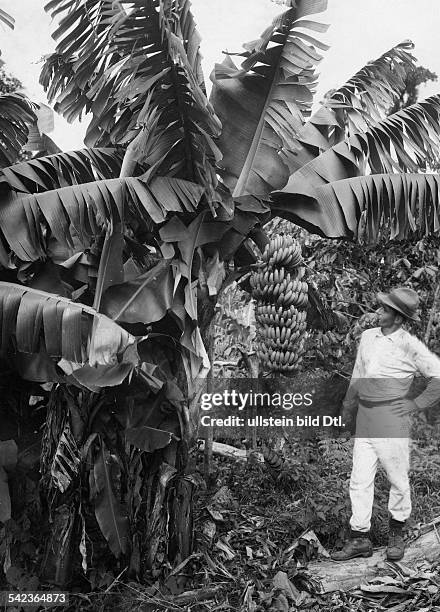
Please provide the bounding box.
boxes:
[344,327,440,409]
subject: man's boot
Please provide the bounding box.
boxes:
[387,519,405,561]
[331,530,373,561]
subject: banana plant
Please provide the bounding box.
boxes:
[0,7,56,166]
[1,0,440,583]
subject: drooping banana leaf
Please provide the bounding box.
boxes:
[0,148,126,193]
[209,0,328,197]
[365,94,440,173]
[0,93,36,168]
[41,0,221,204]
[321,41,416,134]
[272,94,440,233]
[283,41,418,175]
[0,175,204,262]
[0,282,140,388]
[275,173,440,243]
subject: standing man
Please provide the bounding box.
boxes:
[332,287,440,561]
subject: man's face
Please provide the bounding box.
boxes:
[377,303,399,328]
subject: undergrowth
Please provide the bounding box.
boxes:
[213,410,440,550]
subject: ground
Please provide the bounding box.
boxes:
[41,409,440,612]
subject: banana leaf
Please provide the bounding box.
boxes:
[0,8,14,29]
[90,441,129,558]
[274,173,440,243]
[282,41,418,175]
[209,0,328,197]
[101,260,174,324]
[0,175,204,262]
[41,0,221,203]
[0,148,125,193]
[272,94,440,240]
[50,425,81,493]
[0,282,140,388]
[125,426,179,453]
[0,93,36,168]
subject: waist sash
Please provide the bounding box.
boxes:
[359,397,405,408]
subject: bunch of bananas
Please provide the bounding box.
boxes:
[251,235,308,373]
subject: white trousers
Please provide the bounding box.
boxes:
[349,436,411,532]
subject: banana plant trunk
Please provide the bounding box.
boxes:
[167,292,216,565]
[39,386,86,585]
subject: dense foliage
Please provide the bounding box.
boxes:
[0,59,22,94]
[303,231,440,374]
[2,0,440,604]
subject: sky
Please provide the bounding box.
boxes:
[0,0,439,151]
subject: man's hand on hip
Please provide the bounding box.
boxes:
[391,399,418,417]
